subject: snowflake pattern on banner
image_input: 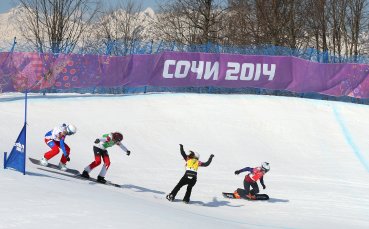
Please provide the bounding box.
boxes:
[54,57,78,89]
[53,54,104,89]
[342,65,369,98]
[0,52,16,92]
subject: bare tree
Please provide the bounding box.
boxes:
[327,0,348,61]
[347,0,367,59]
[256,0,303,47]
[81,0,149,55]
[226,0,309,49]
[15,0,369,61]
[304,0,329,61]
[305,0,367,62]
[17,0,100,53]
[225,0,259,45]
[154,0,228,45]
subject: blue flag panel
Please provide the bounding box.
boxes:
[4,124,26,174]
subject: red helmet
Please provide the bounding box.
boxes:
[112,132,123,142]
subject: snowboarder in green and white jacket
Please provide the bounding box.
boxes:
[81,132,130,183]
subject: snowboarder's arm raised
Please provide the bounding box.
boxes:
[200,154,214,167]
[179,144,187,160]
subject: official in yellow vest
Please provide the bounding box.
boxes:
[166,144,214,204]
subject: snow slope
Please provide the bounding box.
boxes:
[1,93,369,229]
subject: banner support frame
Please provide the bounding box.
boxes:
[3,152,7,169]
[23,91,28,175]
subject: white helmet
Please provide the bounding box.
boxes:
[194,152,200,159]
[66,124,77,135]
[261,162,270,172]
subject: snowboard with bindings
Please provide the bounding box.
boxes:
[29,157,80,175]
[222,188,269,200]
[79,174,121,188]
[36,167,121,188]
[29,157,121,188]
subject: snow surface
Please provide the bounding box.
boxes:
[1,93,369,229]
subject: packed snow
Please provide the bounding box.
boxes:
[1,93,369,229]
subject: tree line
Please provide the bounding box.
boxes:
[16,0,369,61]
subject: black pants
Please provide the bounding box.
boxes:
[244,179,259,195]
[93,146,108,156]
[170,174,197,202]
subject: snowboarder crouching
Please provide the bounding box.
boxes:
[81,132,130,184]
[166,144,214,204]
[40,123,77,171]
[234,162,270,200]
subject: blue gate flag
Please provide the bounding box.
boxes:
[4,124,26,174]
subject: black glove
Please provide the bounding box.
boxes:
[234,170,240,175]
[262,184,266,189]
[94,139,100,144]
[210,154,214,158]
[179,144,183,148]
[66,156,70,162]
[126,150,131,156]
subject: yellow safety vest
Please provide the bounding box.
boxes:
[186,158,200,172]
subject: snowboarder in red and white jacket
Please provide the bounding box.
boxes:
[234,162,270,199]
[81,132,130,184]
[40,123,77,171]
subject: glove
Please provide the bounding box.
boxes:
[126,150,131,156]
[234,170,240,175]
[66,156,70,162]
[179,144,183,148]
[262,184,266,189]
[94,139,100,144]
[210,154,214,158]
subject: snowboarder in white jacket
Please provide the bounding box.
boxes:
[41,123,77,171]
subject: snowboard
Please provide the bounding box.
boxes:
[37,167,121,188]
[29,157,121,188]
[29,157,80,175]
[78,174,121,188]
[222,188,269,200]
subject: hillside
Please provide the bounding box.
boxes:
[1,93,369,229]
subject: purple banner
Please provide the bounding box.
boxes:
[0,51,369,98]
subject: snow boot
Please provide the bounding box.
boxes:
[246,193,256,200]
[233,190,241,199]
[40,157,48,166]
[166,194,174,202]
[58,162,67,171]
[81,170,90,179]
[97,175,107,184]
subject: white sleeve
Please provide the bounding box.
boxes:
[118,143,128,153]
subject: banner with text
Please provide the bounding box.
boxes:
[0,51,368,98]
